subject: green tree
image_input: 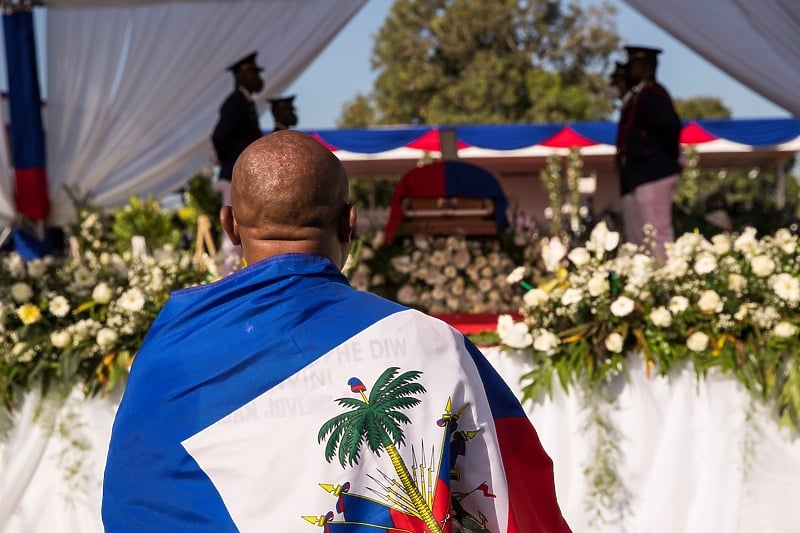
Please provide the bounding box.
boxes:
[339,0,621,126]
[674,96,731,120]
[317,367,441,532]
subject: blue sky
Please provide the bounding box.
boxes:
[287,0,790,129]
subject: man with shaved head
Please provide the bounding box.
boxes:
[103,131,570,533]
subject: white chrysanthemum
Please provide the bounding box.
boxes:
[431,287,446,302]
[73,266,96,288]
[412,234,430,251]
[430,250,447,267]
[50,330,72,348]
[49,295,71,317]
[453,249,471,270]
[395,285,416,305]
[697,290,723,313]
[587,274,609,297]
[451,277,465,296]
[523,288,549,308]
[532,329,560,352]
[686,331,710,352]
[733,227,758,255]
[370,231,385,249]
[727,273,747,293]
[443,265,457,279]
[669,296,690,314]
[710,234,731,255]
[26,259,47,278]
[506,266,527,284]
[771,273,800,303]
[750,255,776,277]
[118,288,145,313]
[561,288,583,306]
[567,247,591,267]
[11,282,33,304]
[92,282,115,304]
[752,306,781,329]
[664,258,689,278]
[773,321,797,338]
[390,255,411,274]
[649,306,672,328]
[370,274,385,286]
[4,253,26,278]
[604,332,624,353]
[693,252,717,275]
[96,327,119,349]
[773,228,797,255]
[610,296,635,317]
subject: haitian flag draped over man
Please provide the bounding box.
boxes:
[102,254,571,533]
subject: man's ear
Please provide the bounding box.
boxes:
[220,205,241,246]
[338,203,357,243]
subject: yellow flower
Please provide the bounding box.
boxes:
[17,303,42,325]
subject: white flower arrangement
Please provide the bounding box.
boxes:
[501,223,800,433]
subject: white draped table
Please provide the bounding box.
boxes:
[1,349,799,532]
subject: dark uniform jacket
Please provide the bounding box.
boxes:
[616,80,682,196]
[211,89,263,182]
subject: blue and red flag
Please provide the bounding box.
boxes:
[103,254,570,532]
[2,10,49,222]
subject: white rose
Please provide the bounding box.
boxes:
[496,314,515,338]
[649,306,672,328]
[610,296,635,317]
[697,290,723,313]
[49,295,71,317]
[710,234,731,255]
[96,327,118,349]
[664,258,689,278]
[523,289,549,308]
[771,273,800,303]
[567,247,591,267]
[669,296,690,314]
[728,273,747,293]
[532,329,560,352]
[502,322,533,349]
[773,321,797,338]
[50,330,72,348]
[92,282,115,304]
[750,255,776,277]
[686,331,710,352]
[11,282,33,303]
[506,266,526,284]
[693,252,717,275]
[586,274,609,297]
[560,288,583,306]
[604,332,624,353]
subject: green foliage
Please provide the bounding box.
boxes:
[674,96,731,120]
[340,0,620,125]
[111,196,180,254]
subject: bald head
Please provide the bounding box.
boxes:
[220,131,356,268]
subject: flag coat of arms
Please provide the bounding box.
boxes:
[102,254,570,533]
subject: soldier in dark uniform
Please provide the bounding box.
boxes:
[269,95,298,132]
[615,46,682,259]
[211,51,265,274]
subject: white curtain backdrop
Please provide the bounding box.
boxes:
[0,101,15,226]
[622,0,800,117]
[35,0,366,225]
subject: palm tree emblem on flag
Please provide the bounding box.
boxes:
[316,367,444,532]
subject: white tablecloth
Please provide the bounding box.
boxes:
[1,350,799,532]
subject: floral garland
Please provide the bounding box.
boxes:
[497,222,800,434]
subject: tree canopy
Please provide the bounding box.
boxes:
[339,0,621,127]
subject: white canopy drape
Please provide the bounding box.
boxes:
[622,0,799,117]
[0,0,367,225]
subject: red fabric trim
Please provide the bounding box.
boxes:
[310,132,337,151]
[680,121,718,144]
[406,129,471,151]
[540,126,597,148]
[15,167,50,220]
[433,312,521,335]
[495,417,572,532]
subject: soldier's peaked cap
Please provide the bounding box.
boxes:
[227,51,264,74]
[624,45,662,61]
